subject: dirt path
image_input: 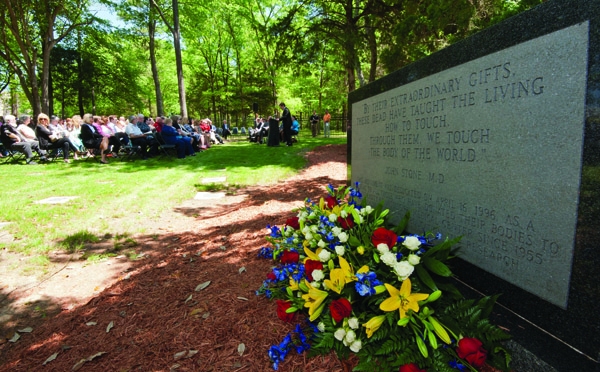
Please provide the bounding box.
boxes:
[0,144,350,371]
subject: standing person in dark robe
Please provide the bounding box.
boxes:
[278,102,293,147]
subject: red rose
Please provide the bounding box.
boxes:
[276,300,296,323]
[326,196,338,209]
[281,250,299,264]
[338,215,354,230]
[267,272,277,280]
[304,259,323,281]
[457,337,487,367]
[399,363,426,372]
[329,298,352,322]
[285,217,300,230]
[371,227,398,249]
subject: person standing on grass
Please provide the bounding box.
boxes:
[323,109,331,138]
[310,110,319,137]
[278,102,293,147]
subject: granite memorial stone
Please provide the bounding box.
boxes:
[348,1,600,371]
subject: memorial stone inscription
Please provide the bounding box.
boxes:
[351,23,588,308]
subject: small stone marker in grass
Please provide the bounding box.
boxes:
[200,176,226,184]
[34,196,79,204]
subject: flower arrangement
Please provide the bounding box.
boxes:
[256,184,511,371]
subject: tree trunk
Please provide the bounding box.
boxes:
[77,32,84,116]
[172,0,187,117]
[40,42,52,115]
[366,15,377,83]
[91,83,96,115]
[49,57,54,117]
[149,9,164,117]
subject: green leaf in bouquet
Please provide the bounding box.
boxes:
[373,253,380,263]
[350,208,361,225]
[415,264,438,291]
[393,211,411,235]
[286,287,293,297]
[478,294,501,320]
[348,235,361,247]
[423,257,452,277]
[423,235,462,259]
[285,307,298,313]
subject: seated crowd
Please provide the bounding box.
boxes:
[0,113,227,165]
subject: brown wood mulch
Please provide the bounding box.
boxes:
[0,144,505,372]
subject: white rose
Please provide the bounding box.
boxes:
[311,225,318,232]
[328,213,337,222]
[343,338,350,346]
[381,252,397,266]
[350,340,362,353]
[335,245,345,256]
[340,210,348,218]
[334,328,346,341]
[299,217,306,223]
[365,206,373,214]
[348,317,359,330]
[318,250,331,262]
[376,243,389,255]
[408,254,420,265]
[305,232,313,241]
[357,215,363,224]
[312,269,324,282]
[345,329,356,343]
[338,232,348,243]
[302,226,310,235]
[311,281,321,288]
[318,239,326,248]
[293,238,299,244]
[403,236,421,251]
[317,322,326,332]
[331,227,342,237]
[393,261,415,281]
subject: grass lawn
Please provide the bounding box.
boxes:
[0,136,347,257]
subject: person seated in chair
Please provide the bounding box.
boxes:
[256,117,269,144]
[222,120,232,140]
[161,118,195,159]
[92,116,121,157]
[125,115,152,160]
[36,113,79,163]
[81,113,110,163]
[0,114,45,164]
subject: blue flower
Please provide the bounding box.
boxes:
[355,272,382,296]
[449,359,467,371]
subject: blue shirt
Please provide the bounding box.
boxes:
[292,120,299,132]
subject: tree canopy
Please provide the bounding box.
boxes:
[0,0,544,119]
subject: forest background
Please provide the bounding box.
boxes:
[0,0,544,126]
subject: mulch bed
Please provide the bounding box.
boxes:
[0,144,506,372]
[0,144,351,372]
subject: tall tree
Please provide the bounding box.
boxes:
[0,0,91,118]
[151,0,187,117]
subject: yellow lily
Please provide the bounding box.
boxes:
[289,278,300,291]
[301,280,329,321]
[324,268,345,293]
[303,246,322,262]
[363,315,386,338]
[379,278,429,319]
[338,257,368,283]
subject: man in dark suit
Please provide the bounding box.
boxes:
[222,120,232,140]
[278,102,293,146]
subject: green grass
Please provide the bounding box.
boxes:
[0,137,346,255]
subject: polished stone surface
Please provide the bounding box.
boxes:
[348,0,600,370]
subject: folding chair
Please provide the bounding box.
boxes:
[154,132,177,159]
[1,146,25,164]
[120,142,141,161]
